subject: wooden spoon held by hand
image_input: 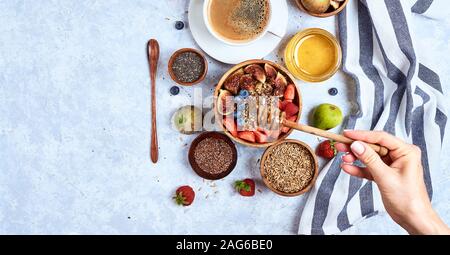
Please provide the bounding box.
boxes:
[148,39,160,164]
[281,118,389,157]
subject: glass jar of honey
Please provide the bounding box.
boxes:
[284,28,342,83]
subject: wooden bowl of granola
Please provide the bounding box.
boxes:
[214,60,302,148]
[260,139,318,197]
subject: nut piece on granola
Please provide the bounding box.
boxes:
[255,82,273,96]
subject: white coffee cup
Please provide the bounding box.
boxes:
[203,0,273,46]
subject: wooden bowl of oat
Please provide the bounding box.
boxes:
[214,59,302,148]
[260,139,318,197]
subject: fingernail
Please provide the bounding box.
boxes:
[343,129,352,132]
[350,141,365,155]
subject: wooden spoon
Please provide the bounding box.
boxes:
[148,39,160,164]
[282,118,389,157]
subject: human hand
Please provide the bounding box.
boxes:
[336,130,450,235]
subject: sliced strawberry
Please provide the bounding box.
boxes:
[256,127,269,134]
[281,115,297,133]
[223,117,238,137]
[235,179,255,197]
[287,115,297,122]
[281,126,290,133]
[284,84,296,101]
[269,129,281,140]
[256,127,278,142]
[284,102,299,117]
[278,100,290,111]
[238,131,256,143]
[254,130,269,144]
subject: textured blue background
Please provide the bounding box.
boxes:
[0,0,449,234]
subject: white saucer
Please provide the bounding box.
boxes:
[188,0,289,65]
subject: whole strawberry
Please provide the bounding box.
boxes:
[235,179,255,197]
[316,140,337,159]
[173,186,195,206]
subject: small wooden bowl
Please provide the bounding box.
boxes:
[188,132,238,180]
[295,0,349,18]
[214,59,302,148]
[168,48,208,86]
[260,139,319,197]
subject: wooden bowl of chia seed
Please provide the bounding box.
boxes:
[188,132,238,180]
[168,48,208,86]
[260,139,318,197]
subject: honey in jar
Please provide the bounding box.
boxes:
[284,28,342,82]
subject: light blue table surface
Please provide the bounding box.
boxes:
[1,0,449,234]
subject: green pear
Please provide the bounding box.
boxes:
[312,104,343,130]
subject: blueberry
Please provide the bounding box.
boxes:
[328,88,338,96]
[174,21,185,30]
[170,86,180,95]
[239,90,250,98]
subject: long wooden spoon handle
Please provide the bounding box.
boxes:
[282,119,389,157]
[148,39,160,164]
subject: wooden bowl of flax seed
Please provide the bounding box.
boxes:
[189,132,238,180]
[260,139,318,197]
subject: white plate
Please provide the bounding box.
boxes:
[188,0,289,65]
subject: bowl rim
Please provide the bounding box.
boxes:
[214,59,303,148]
[188,131,238,180]
[168,48,208,86]
[295,0,349,18]
[260,139,319,197]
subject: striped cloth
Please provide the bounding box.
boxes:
[298,0,448,235]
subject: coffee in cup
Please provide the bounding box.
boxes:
[205,0,271,45]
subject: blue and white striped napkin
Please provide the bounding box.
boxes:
[298,0,448,235]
